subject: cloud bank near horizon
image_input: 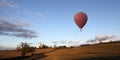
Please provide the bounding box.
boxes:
[86,35,117,44]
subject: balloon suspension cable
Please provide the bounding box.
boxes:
[80,29,82,31]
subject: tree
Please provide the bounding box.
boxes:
[39,43,49,49]
[16,42,35,56]
[16,45,22,51]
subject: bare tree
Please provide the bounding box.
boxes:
[16,42,35,56]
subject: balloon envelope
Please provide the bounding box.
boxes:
[74,12,88,30]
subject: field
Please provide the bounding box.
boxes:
[0,42,120,60]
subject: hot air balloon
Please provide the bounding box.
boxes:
[74,12,88,31]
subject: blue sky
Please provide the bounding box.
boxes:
[0,0,120,48]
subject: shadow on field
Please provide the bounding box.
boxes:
[73,56,120,60]
[0,56,31,60]
[25,48,60,60]
[0,48,59,60]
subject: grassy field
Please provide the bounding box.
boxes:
[0,42,120,60]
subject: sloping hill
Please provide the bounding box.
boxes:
[40,42,120,60]
[0,42,120,60]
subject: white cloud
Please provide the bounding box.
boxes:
[86,35,116,44]
[10,17,31,27]
[0,18,37,38]
[0,0,18,8]
[27,11,47,20]
[95,35,115,41]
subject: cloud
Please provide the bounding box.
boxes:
[12,33,37,38]
[0,18,37,38]
[27,11,47,20]
[86,39,96,43]
[86,35,116,44]
[11,17,31,27]
[95,35,116,41]
[0,0,18,8]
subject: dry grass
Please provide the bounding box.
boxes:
[0,42,120,60]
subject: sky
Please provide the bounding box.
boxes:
[0,0,120,49]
